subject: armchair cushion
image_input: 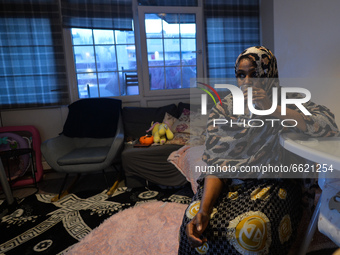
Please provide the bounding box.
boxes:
[57,146,110,166]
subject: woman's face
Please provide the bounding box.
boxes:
[236,58,261,88]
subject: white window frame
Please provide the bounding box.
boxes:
[137,5,205,97]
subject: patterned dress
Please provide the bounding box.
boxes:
[178,46,339,255]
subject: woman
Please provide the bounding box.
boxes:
[178,46,339,255]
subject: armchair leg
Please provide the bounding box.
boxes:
[51,173,81,202]
[107,166,122,196]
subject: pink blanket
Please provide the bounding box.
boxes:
[66,201,188,255]
[168,145,206,193]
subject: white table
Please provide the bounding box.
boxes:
[279,132,340,255]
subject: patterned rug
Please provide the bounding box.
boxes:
[0,186,192,255]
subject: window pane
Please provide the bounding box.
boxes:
[181,39,196,65]
[122,72,139,96]
[71,28,93,45]
[147,39,164,66]
[115,30,135,44]
[77,72,98,98]
[163,14,180,38]
[99,72,119,97]
[180,14,196,38]
[182,66,196,88]
[149,67,164,90]
[164,39,180,66]
[165,66,181,89]
[95,46,117,71]
[116,45,137,71]
[145,14,162,39]
[73,46,96,73]
[93,30,114,44]
[180,23,196,38]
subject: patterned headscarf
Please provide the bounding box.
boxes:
[235,46,278,78]
[235,46,280,100]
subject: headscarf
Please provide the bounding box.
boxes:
[235,46,278,78]
[235,46,280,101]
[202,46,338,179]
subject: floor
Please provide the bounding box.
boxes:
[0,168,125,202]
[1,170,339,255]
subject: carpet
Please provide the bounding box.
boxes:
[0,186,192,255]
[66,201,188,255]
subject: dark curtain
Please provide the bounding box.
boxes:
[138,0,197,6]
[204,0,260,78]
[60,0,133,30]
[0,0,69,109]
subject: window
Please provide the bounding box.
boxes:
[71,27,138,98]
[144,13,198,90]
[138,6,204,96]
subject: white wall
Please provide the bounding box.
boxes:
[260,0,274,52]
[273,0,340,127]
[0,97,191,142]
[1,107,69,142]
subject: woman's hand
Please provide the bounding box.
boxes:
[240,85,271,111]
[186,210,210,247]
[251,87,272,110]
[185,176,223,248]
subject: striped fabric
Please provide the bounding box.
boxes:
[204,0,260,78]
[0,0,69,109]
[138,0,198,6]
[60,0,133,30]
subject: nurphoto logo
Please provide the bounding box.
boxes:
[199,83,312,128]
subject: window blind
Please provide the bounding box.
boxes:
[0,0,69,109]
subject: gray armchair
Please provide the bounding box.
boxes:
[41,98,124,200]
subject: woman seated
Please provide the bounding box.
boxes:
[178,46,339,255]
